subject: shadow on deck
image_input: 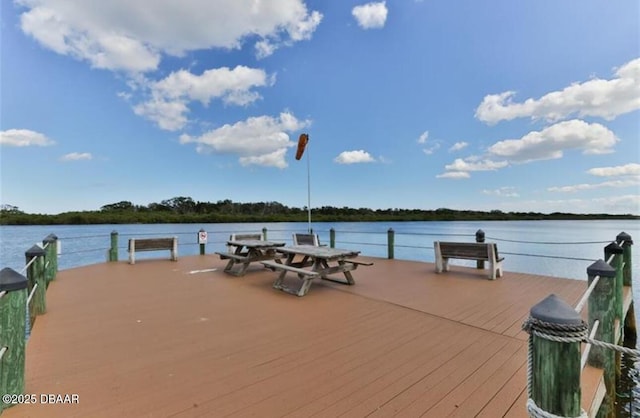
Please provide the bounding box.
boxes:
[4,255,595,417]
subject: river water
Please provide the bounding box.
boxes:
[1,219,638,414]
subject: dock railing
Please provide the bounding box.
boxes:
[0,234,58,413]
[108,226,600,264]
[523,232,638,418]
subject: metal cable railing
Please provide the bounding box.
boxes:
[3,227,634,277]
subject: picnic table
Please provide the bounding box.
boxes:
[262,246,373,296]
[215,239,285,276]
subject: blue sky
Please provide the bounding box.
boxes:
[1,0,639,215]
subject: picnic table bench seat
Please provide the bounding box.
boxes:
[434,241,504,280]
[343,259,374,267]
[215,252,249,262]
[261,260,320,278]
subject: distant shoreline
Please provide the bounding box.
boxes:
[1,209,637,226]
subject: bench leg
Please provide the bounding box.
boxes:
[272,271,314,297]
[297,278,314,297]
[272,270,288,290]
[321,260,356,285]
[434,253,450,273]
[224,260,250,277]
[488,262,503,280]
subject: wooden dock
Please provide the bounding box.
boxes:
[3,255,604,417]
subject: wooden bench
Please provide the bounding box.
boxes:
[343,260,374,267]
[128,237,178,264]
[215,252,249,262]
[292,233,321,246]
[434,241,504,280]
[227,233,262,253]
[262,261,320,278]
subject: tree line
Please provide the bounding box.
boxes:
[0,198,637,225]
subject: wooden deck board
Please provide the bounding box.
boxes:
[3,255,598,418]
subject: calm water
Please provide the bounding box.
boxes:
[1,220,638,414]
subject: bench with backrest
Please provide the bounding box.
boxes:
[128,237,178,264]
[433,241,504,280]
[292,233,321,246]
[224,233,263,255]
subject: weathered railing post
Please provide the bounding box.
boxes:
[262,227,268,240]
[42,234,58,285]
[0,268,28,412]
[25,245,47,317]
[527,294,583,417]
[604,243,624,333]
[329,228,335,248]
[617,232,636,343]
[617,232,633,287]
[108,231,118,262]
[387,228,394,259]
[475,229,485,269]
[198,229,207,255]
[587,259,616,418]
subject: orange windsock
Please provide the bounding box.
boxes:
[295,133,309,160]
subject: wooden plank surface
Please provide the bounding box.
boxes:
[3,255,595,418]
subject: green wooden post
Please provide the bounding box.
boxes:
[198,229,207,255]
[604,243,624,332]
[616,232,633,287]
[475,229,485,269]
[43,234,58,281]
[41,238,51,286]
[0,268,28,412]
[262,227,268,241]
[25,245,47,317]
[617,232,637,349]
[387,228,394,260]
[529,294,583,417]
[604,243,625,388]
[109,231,119,262]
[330,228,335,248]
[587,259,616,418]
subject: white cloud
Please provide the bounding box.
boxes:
[133,66,271,130]
[475,57,640,124]
[18,0,323,72]
[179,111,310,168]
[548,163,640,193]
[438,120,618,179]
[133,97,190,131]
[334,150,376,164]
[436,171,470,179]
[588,163,640,177]
[239,149,289,169]
[593,195,640,215]
[60,152,93,161]
[352,2,388,29]
[422,143,441,155]
[417,131,443,155]
[548,179,639,193]
[495,196,639,215]
[488,120,618,162]
[437,157,507,179]
[0,129,55,147]
[444,158,508,172]
[482,187,519,197]
[449,142,468,152]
